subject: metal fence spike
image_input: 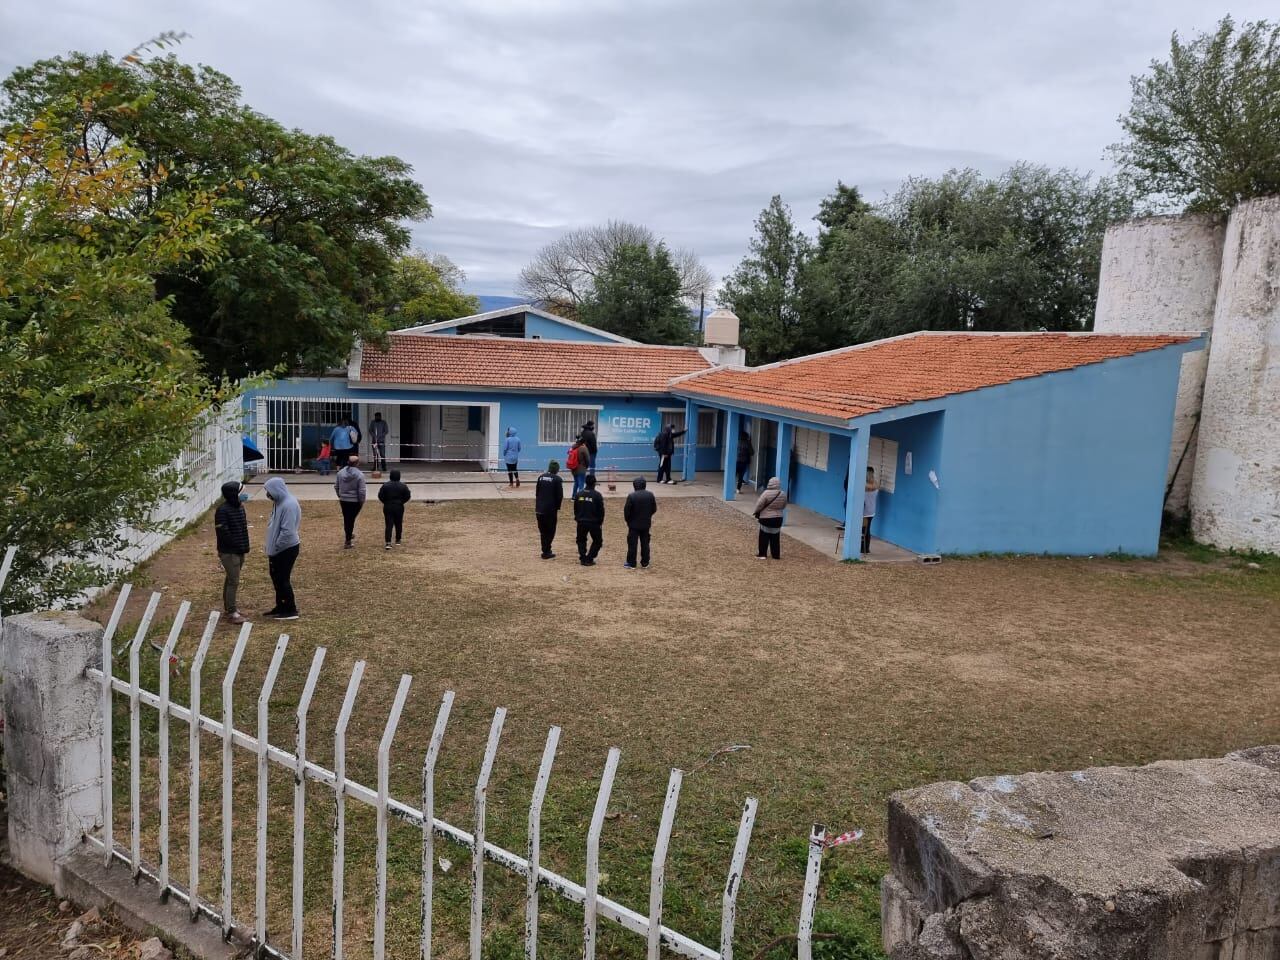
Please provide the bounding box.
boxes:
[292,647,326,960]
[157,600,191,900]
[471,707,507,960]
[99,583,132,868]
[374,674,413,960]
[647,769,683,959]
[187,611,219,920]
[525,726,561,960]
[421,690,454,960]
[332,660,366,960]
[583,747,621,960]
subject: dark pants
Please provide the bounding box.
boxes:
[506,463,519,484]
[735,460,750,490]
[587,451,597,473]
[656,455,672,483]
[219,552,244,612]
[340,500,362,543]
[577,523,602,562]
[334,447,353,468]
[536,513,558,557]
[861,517,872,554]
[384,506,403,544]
[626,527,651,567]
[758,517,783,559]
[268,545,299,615]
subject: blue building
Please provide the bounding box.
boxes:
[246,305,725,476]
[671,330,1203,559]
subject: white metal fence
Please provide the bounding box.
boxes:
[82,585,831,960]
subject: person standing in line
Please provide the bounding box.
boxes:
[573,473,605,566]
[378,468,412,549]
[213,480,251,624]
[334,454,367,549]
[735,427,754,491]
[578,420,598,473]
[862,466,879,555]
[753,476,788,560]
[534,460,564,559]
[568,437,590,496]
[368,412,389,472]
[262,477,301,620]
[330,418,356,469]
[653,422,685,485]
[501,427,522,487]
[623,476,657,569]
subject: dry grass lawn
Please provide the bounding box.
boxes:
[88,495,1280,959]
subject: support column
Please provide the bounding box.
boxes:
[723,410,740,501]
[681,399,698,482]
[2,612,103,885]
[843,427,870,560]
[775,421,794,491]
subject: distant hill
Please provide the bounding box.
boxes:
[473,295,526,313]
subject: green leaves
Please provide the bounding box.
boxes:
[1111,17,1280,213]
[578,242,693,344]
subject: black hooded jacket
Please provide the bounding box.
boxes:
[653,425,685,456]
[623,480,657,530]
[214,482,250,555]
[578,422,598,456]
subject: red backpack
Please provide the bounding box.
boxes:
[566,445,580,471]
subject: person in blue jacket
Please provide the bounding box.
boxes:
[502,427,522,487]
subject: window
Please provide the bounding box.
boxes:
[539,406,598,445]
[868,436,898,493]
[794,427,829,470]
[660,409,719,446]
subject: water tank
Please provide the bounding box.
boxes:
[703,308,740,347]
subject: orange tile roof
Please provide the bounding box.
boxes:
[675,332,1197,421]
[356,334,711,394]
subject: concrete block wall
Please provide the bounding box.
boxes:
[1191,196,1280,553]
[1093,213,1225,517]
[882,746,1280,959]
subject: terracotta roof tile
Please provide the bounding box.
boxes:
[357,334,711,394]
[676,332,1197,421]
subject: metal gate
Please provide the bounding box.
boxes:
[254,397,354,472]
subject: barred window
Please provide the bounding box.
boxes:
[539,406,598,445]
[661,409,719,446]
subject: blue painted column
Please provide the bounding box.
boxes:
[722,410,740,501]
[842,427,870,560]
[775,421,794,491]
[682,398,698,482]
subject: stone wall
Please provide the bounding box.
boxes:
[882,747,1280,959]
[1191,196,1280,553]
[1093,213,1225,517]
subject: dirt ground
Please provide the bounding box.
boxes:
[84,495,1280,959]
[0,859,141,959]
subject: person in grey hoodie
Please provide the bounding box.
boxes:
[334,454,367,549]
[752,476,787,560]
[263,477,301,620]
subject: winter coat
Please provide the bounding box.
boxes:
[570,442,589,476]
[578,422,598,456]
[753,477,787,520]
[214,482,250,555]
[264,477,301,556]
[624,484,658,530]
[736,431,754,465]
[334,465,367,503]
[653,425,685,456]
[501,429,522,465]
[573,488,605,525]
[534,472,564,515]
[378,480,412,513]
[330,424,356,452]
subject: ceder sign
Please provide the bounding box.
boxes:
[598,411,655,444]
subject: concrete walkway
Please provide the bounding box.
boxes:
[246,468,923,562]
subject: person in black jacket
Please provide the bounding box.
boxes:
[213,481,251,624]
[377,469,412,549]
[534,460,565,559]
[735,428,754,491]
[623,476,658,568]
[578,420,598,473]
[653,423,685,484]
[573,474,606,565]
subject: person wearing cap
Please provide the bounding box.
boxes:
[623,476,658,568]
[213,480,251,624]
[534,460,565,559]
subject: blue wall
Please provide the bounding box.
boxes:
[870,413,944,554]
[246,378,721,474]
[523,312,618,343]
[932,348,1183,556]
[790,434,853,521]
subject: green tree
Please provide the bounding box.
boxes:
[0,57,230,612]
[1111,17,1280,214]
[384,250,480,328]
[578,242,693,343]
[719,196,812,363]
[1,51,431,378]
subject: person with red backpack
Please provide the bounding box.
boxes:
[567,438,589,496]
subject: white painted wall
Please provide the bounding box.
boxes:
[1093,213,1225,516]
[1191,196,1280,553]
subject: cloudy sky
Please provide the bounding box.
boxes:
[3,1,1267,295]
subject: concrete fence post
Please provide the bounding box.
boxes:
[2,611,103,886]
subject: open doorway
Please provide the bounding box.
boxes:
[399,404,490,465]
